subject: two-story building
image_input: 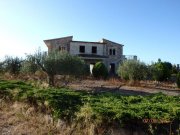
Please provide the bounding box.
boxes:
[44,36,136,74]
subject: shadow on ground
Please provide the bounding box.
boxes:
[84,86,151,96]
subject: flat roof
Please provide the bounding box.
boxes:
[71,41,105,44]
[43,36,124,46]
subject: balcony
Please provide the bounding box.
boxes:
[123,55,137,60]
[77,54,108,59]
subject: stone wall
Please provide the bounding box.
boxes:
[44,36,73,53]
[69,41,106,56]
[102,39,124,72]
[44,36,125,74]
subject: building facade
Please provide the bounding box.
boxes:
[44,36,136,74]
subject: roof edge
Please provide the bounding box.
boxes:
[71,40,105,44]
[44,36,73,42]
[102,38,124,46]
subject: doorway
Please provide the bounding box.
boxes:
[110,63,115,74]
[90,63,95,74]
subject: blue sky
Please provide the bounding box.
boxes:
[0,0,180,64]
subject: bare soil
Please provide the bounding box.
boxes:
[67,79,180,96]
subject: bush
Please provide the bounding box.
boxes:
[21,61,39,74]
[92,62,108,79]
[0,62,4,74]
[3,56,22,74]
[29,51,87,86]
[57,53,86,76]
[151,61,172,81]
[117,60,147,81]
[176,72,180,88]
[35,70,48,80]
[82,64,90,76]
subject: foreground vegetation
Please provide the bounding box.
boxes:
[0,79,179,134]
[0,52,180,134]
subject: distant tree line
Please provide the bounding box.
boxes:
[0,51,89,86]
[117,59,180,88]
[0,51,180,88]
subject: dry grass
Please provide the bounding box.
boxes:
[0,79,179,135]
[106,78,180,91]
[106,78,125,86]
[0,100,102,135]
[0,100,61,135]
[139,80,179,91]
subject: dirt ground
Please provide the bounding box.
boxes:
[67,79,180,96]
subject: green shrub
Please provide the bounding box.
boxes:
[117,60,147,81]
[3,56,22,74]
[0,79,180,134]
[176,72,180,88]
[92,62,108,79]
[150,60,172,81]
[82,64,90,76]
[28,51,87,86]
[21,61,39,74]
[0,62,4,74]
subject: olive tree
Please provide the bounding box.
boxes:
[176,72,180,88]
[21,55,39,74]
[30,51,86,86]
[117,60,147,81]
[150,60,172,81]
[0,61,4,74]
[2,56,22,74]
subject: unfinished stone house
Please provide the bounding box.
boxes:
[44,36,137,74]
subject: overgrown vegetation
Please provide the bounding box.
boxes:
[28,51,87,86]
[118,60,147,81]
[151,60,172,81]
[177,72,180,88]
[0,52,180,88]
[20,54,39,74]
[0,79,179,134]
[92,62,108,79]
[0,51,89,86]
[2,56,22,74]
[0,49,180,134]
[117,59,180,86]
